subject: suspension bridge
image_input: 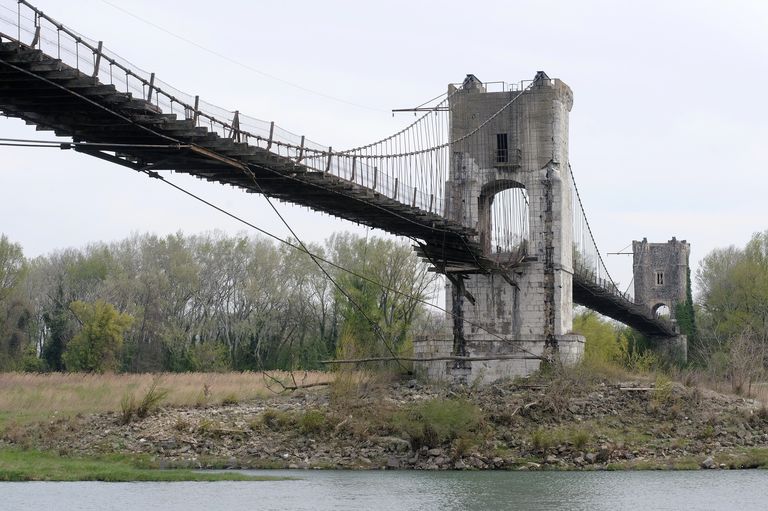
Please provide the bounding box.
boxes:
[0,1,686,381]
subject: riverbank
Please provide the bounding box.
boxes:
[0,448,286,481]
[1,367,767,474]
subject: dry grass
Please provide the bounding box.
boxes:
[754,384,768,405]
[665,366,768,407]
[0,371,333,425]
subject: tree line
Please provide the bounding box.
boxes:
[2,228,766,384]
[577,229,768,393]
[0,231,437,373]
[693,230,768,392]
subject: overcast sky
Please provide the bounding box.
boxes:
[1,0,766,297]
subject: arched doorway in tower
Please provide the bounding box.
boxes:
[478,180,530,263]
[653,303,671,319]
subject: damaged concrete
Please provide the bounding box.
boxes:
[415,73,584,384]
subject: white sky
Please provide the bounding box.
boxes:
[1,0,767,297]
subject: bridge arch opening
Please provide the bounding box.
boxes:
[479,180,529,260]
[653,303,671,318]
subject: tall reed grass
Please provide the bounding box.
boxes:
[0,371,333,424]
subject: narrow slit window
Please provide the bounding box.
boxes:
[496,133,508,163]
[656,271,664,286]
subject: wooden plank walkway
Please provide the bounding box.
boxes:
[0,39,676,339]
[0,40,485,270]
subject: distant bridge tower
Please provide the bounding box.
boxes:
[632,237,690,361]
[632,237,690,319]
[415,72,585,383]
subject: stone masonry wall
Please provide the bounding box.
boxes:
[414,335,585,385]
[632,237,690,317]
[413,74,584,383]
[444,76,576,340]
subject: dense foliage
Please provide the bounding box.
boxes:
[5,226,767,385]
[696,231,768,343]
[572,310,656,372]
[675,265,697,342]
[693,230,768,390]
[0,232,437,373]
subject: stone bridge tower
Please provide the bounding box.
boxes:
[632,237,690,361]
[415,73,585,383]
[632,237,690,319]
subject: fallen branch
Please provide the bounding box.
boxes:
[281,381,332,391]
[321,354,543,364]
[510,401,539,418]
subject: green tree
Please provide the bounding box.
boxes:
[42,281,74,371]
[328,233,436,360]
[695,231,768,364]
[0,297,33,370]
[0,235,31,370]
[572,310,626,364]
[0,234,26,302]
[63,300,134,372]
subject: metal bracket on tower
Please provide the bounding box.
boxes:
[446,273,476,305]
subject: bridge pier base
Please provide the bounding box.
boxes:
[413,335,584,385]
[649,334,687,366]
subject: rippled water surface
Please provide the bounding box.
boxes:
[4,469,768,510]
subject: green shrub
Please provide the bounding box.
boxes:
[574,311,626,364]
[652,374,673,407]
[299,410,327,435]
[452,436,476,458]
[261,409,295,431]
[392,398,482,450]
[117,377,167,424]
[118,393,136,425]
[63,300,133,373]
[571,429,591,449]
[136,378,168,418]
[531,428,556,451]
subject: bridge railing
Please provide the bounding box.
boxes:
[573,262,634,304]
[0,1,445,216]
[569,164,636,305]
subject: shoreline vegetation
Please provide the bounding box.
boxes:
[1,231,768,480]
[0,448,287,482]
[1,366,767,480]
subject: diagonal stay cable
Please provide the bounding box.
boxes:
[1,139,544,362]
[237,167,410,372]
[149,170,544,362]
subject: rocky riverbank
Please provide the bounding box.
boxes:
[3,370,768,471]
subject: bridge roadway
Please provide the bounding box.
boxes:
[0,39,676,339]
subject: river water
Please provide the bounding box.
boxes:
[3,469,767,510]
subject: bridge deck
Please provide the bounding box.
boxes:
[573,274,676,337]
[0,39,676,340]
[0,40,485,270]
